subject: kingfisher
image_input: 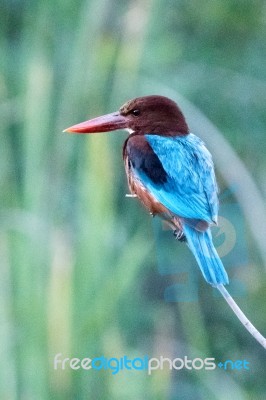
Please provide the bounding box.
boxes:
[64,95,229,286]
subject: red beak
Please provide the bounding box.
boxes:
[64,112,128,134]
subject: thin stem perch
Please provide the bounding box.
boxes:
[217,284,266,350]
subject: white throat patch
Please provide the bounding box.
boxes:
[126,128,135,135]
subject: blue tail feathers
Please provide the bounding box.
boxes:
[183,224,229,286]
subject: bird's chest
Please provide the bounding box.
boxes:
[122,135,170,216]
[123,153,168,216]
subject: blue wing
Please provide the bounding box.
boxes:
[132,134,218,224]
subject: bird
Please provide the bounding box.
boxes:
[64,95,229,286]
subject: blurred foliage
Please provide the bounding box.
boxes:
[1,0,266,399]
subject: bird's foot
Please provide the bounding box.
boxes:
[173,229,186,242]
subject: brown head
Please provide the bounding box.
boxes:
[64,95,189,136]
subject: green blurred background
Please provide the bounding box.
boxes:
[1,0,266,399]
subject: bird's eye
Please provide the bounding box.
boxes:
[132,109,140,117]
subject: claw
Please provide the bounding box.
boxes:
[173,229,187,242]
